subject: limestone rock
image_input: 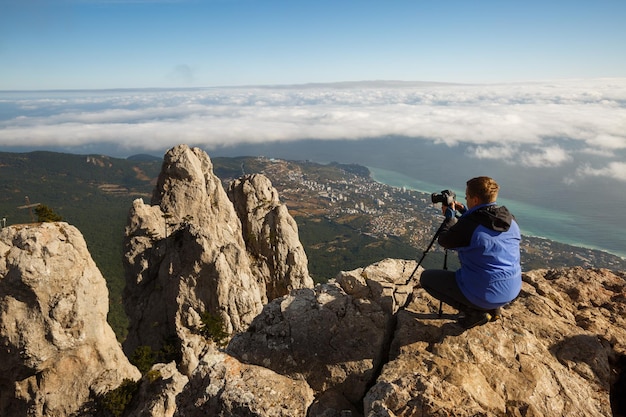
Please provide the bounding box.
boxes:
[174,350,315,417]
[336,258,416,314]
[228,173,314,301]
[228,258,419,414]
[123,144,266,372]
[124,361,189,417]
[228,260,625,416]
[0,222,141,417]
[364,266,626,416]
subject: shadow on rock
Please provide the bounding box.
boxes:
[389,308,466,360]
[227,284,392,408]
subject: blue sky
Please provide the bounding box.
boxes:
[1,0,625,90]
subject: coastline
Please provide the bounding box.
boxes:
[368,166,626,260]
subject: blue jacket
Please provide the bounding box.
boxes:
[438,203,522,309]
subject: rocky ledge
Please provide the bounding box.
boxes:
[1,144,624,417]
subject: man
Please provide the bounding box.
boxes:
[420,176,522,329]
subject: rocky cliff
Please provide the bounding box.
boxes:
[0,222,141,416]
[122,144,314,374]
[228,173,313,301]
[1,144,624,417]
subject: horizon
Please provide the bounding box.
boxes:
[0,77,592,93]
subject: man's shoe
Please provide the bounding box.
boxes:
[457,309,490,329]
[488,307,501,322]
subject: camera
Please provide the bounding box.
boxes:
[431,190,456,206]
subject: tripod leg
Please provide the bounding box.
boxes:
[438,248,448,317]
[400,219,449,312]
[403,219,447,286]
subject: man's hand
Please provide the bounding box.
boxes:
[442,204,455,218]
[442,201,465,217]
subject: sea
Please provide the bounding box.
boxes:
[368,166,622,256]
[209,137,626,259]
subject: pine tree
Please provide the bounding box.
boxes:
[35,204,63,222]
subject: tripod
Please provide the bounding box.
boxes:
[401,218,449,316]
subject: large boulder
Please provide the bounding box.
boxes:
[228,258,418,414]
[0,222,141,417]
[174,350,315,417]
[123,361,189,417]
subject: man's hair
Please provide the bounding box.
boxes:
[466,176,499,204]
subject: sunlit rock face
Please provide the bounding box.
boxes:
[123,144,313,375]
[228,173,314,302]
[0,222,140,417]
[365,266,626,417]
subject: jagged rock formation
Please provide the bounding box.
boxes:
[123,144,313,373]
[227,260,626,416]
[228,173,314,301]
[227,258,416,415]
[0,222,141,417]
[2,144,624,417]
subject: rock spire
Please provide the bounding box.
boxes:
[122,144,313,373]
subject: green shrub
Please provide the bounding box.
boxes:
[198,311,229,347]
[35,204,63,222]
[159,335,182,364]
[145,369,162,384]
[130,345,157,374]
[130,338,182,375]
[98,379,138,417]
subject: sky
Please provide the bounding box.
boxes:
[1,0,626,90]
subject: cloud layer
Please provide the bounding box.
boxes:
[1,78,625,181]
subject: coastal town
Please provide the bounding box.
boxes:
[218,156,626,274]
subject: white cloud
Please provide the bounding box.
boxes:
[1,78,625,160]
[576,161,626,182]
[467,145,518,161]
[467,144,573,168]
[519,146,572,168]
[578,147,616,157]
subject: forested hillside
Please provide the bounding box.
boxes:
[0,151,161,337]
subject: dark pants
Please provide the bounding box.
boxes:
[419,269,487,313]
